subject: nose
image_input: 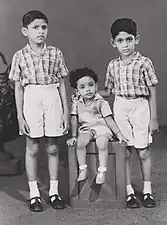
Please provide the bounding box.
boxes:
[39,26,45,33]
[85,86,90,91]
[123,40,128,47]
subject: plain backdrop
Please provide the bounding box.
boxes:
[0,0,166,125]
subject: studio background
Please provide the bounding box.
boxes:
[0,0,166,125]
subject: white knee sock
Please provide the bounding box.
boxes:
[49,180,59,197]
[28,180,40,201]
[143,181,152,195]
[126,184,135,196]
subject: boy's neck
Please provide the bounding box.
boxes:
[83,95,96,105]
[28,41,45,56]
[120,51,136,64]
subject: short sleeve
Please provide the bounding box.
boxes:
[9,53,21,82]
[70,97,78,115]
[57,50,69,78]
[100,100,112,118]
[143,58,158,86]
[104,62,114,91]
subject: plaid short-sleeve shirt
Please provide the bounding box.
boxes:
[71,93,112,129]
[105,52,158,97]
[9,44,69,86]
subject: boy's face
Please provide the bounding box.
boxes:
[22,19,48,45]
[76,76,97,100]
[111,31,139,58]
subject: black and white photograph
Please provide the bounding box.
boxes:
[0,0,166,224]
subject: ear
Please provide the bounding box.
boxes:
[110,38,116,48]
[95,83,98,92]
[135,35,140,44]
[21,27,28,37]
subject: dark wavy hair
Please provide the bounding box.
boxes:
[110,18,137,39]
[22,10,48,27]
[69,67,98,89]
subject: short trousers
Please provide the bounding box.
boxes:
[78,124,113,140]
[113,96,151,148]
[23,84,65,138]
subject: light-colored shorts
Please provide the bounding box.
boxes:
[79,124,113,140]
[113,96,151,149]
[23,84,65,138]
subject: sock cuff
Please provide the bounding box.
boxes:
[28,180,38,186]
[79,165,87,170]
[98,166,107,172]
[50,180,58,185]
[143,181,151,184]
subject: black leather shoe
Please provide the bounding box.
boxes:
[143,193,156,208]
[126,194,140,208]
[49,194,65,209]
[29,197,43,212]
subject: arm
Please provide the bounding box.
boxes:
[104,115,124,142]
[104,115,120,135]
[15,81,30,135]
[15,81,24,120]
[143,58,158,133]
[148,86,159,133]
[70,115,78,137]
[99,62,114,98]
[66,115,78,147]
[58,78,69,132]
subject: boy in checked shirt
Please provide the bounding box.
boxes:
[100,18,159,208]
[9,10,69,212]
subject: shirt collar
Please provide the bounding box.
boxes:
[25,43,47,55]
[78,93,103,104]
[117,52,141,63]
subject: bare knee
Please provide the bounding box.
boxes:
[26,137,40,157]
[26,143,39,157]
[96,136,109,151]
[77,139,88,150]
[46,144,59,155]
[138,148,150,161]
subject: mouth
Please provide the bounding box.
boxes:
[37,36,45,39]
[86,93,92,96]
[122,49,130,53]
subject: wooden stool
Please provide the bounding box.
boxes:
[68,141,126,208]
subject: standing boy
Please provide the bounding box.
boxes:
[9,10,69,212]
[100,18,158,208]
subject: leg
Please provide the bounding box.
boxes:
[136,147,156,208]
[113,98,139,206]
[25,136,43,212]
[95,135,109,184]
[45,136,65,209]
[45,137,59,182]
[26,136,40,182]
[125,146,140,208]
[137,148,151,182]
[125,146,133,189]
[76,133,92,181]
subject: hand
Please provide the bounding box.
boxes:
[18,117,30,136]
[61,114,70,134]
[149,118,159,135]
[116,131,126,143]
[66,137,77,147]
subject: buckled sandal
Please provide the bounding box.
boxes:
[126,194,140,208]
[49,194,65,209]
[143,193,156,208]
[29,197,43,212]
